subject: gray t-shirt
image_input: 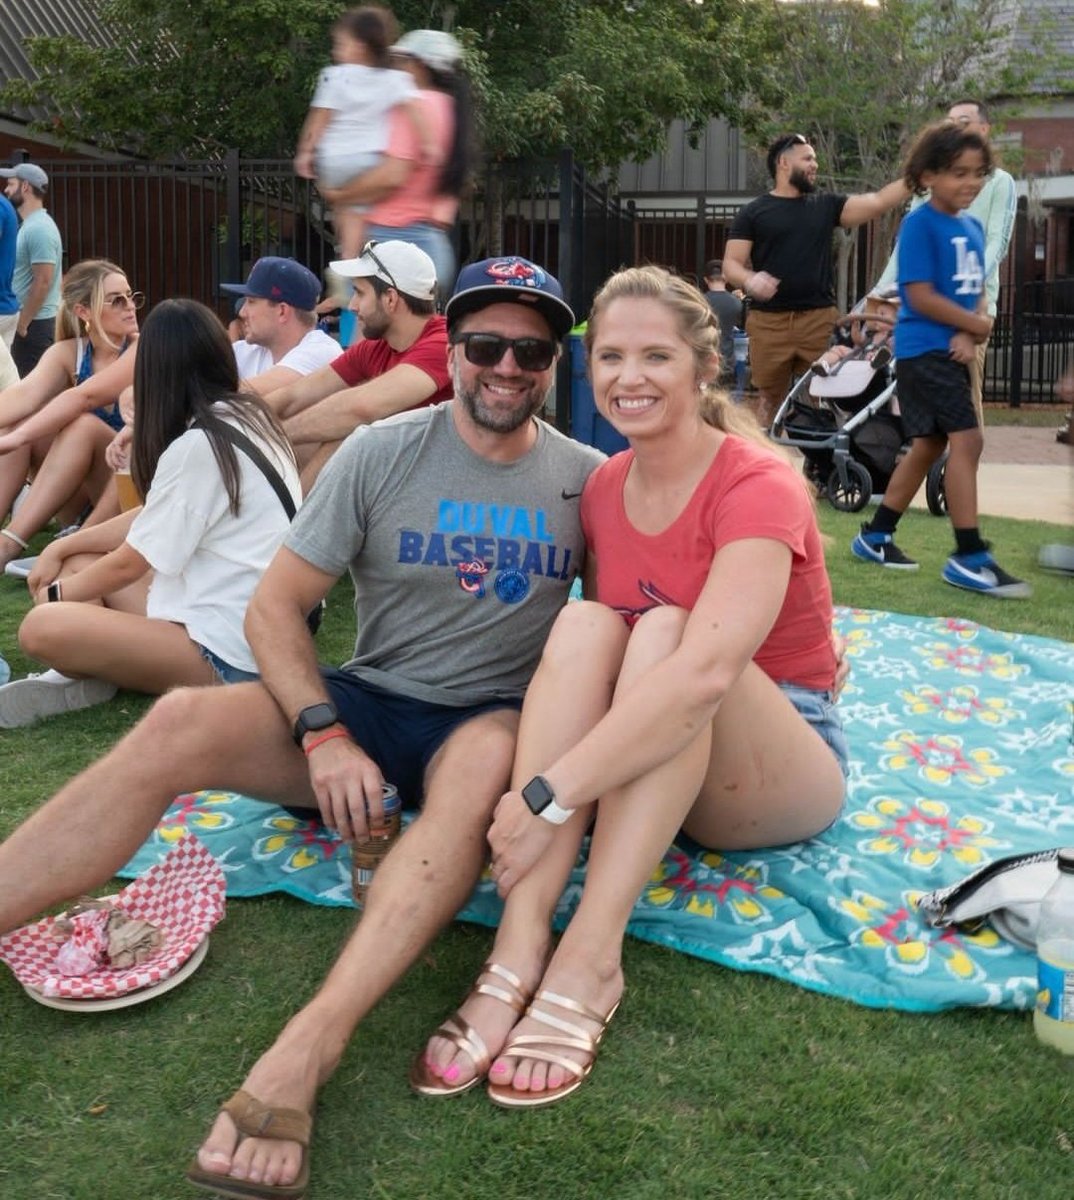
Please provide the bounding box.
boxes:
[287,401,605,706]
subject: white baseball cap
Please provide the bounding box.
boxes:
[330,240,437,302]
[393,29,462,72]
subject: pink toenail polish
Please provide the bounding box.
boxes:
[491,1062,508,1074]
[444,1064,460,1082]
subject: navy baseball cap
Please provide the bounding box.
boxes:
[445,257,575,340]
[221,257,320,311]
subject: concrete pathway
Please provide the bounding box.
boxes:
[908,424,1072,525]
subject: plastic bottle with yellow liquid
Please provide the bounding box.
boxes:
[1034,848,1074,1053]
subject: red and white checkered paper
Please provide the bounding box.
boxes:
[0,833,225,999]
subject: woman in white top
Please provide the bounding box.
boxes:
[0,259,141,571]
[0,299,301,727]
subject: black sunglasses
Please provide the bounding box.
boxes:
[452,331,557,372]
[361,239,398,291]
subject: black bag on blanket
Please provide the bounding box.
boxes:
[195,421,324,636]
[917,848,1062,951]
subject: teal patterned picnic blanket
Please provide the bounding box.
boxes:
[119,608,1074,1013]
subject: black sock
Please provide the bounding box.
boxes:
[953,527,988,556]
[867,504,901,535]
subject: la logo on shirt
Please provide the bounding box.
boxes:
[951,236,983,296]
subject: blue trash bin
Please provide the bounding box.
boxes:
[568,329,628,454]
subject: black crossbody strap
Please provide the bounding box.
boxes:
[194,420,296,520]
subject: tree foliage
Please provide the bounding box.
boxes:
[764,0,1050,195]
[2,0,783,169]
[757,0,1066,301]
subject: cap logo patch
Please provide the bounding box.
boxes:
[486,258,546,289]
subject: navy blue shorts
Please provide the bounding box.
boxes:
[896,351,978,438]
[321,669,522,807]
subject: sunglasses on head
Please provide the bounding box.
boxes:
[361,239,398,291]
[452,331,557,372]
[775,133,808,155]
[105,290,145,310]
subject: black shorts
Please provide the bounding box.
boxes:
[321,668,522,807]
[896,351,978,439]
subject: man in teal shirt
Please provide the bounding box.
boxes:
[1,163,63,376]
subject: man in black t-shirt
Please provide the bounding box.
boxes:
[702,259,743,385]
[723,134,909,423]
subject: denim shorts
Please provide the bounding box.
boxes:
[779,682,849,778]
[321,669,522,807]
[196,643,259,685]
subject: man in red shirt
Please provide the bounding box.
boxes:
[265,240,452,486]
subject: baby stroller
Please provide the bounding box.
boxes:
[769,310,947,514]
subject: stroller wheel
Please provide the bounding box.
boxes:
[926,450,948,516]
[827,460,872,513]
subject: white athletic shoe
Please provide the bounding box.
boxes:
[0,670,118,728]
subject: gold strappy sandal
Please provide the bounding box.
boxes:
[486,988,621,1109]
[185,1089,311,1199]
[408,961,531,1098]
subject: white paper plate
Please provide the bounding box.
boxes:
[22,935,210,1013]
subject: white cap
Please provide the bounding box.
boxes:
[330,240,437,302]
[393,29,462,72]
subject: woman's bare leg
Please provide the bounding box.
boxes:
[0,417,114,563]
[492,605,845,1095]
[19,604,216,692]
[421,602,629,1088]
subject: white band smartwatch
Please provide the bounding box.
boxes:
[521,775,573,825]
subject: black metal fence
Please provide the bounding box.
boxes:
[20,146,636,431]
[14,150,1073,410]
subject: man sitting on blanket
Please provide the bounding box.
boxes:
[0,256,604,1197]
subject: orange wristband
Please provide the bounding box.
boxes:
[302,727,350,756]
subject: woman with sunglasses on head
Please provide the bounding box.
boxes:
[0,299,300,728]
[0,260,143,572]
[415,266,847,1107]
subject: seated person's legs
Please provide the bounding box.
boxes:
[193,683,521,1193]
[485,604,844,1104]
[417,601,630,1095]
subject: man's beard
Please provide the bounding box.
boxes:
[7,190,22,211]
[359,303,390,340]
[789,167,816,194]
[453,362,547,433]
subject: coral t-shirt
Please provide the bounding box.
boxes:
[329,315,452,403]
[580,435,836,690]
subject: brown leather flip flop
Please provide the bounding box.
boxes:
[186,1089,311,1199]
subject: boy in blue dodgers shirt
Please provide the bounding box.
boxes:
[852,121,1031,599]
[0,255,604,1198]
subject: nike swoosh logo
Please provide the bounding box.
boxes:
[561,489,583,500]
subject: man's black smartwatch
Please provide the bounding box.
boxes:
[521,775,572,826]
[292,701,340,746]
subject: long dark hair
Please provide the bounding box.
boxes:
[430,65,477,197]
[130,299,295,514]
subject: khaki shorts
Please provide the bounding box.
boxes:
[967,337,987,427]
[746,306,838,400]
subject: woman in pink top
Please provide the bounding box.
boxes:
[322,28,476,298]
[412,266,847,1109]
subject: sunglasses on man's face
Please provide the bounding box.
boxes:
[452,331,557,373]
[105,290,145,310]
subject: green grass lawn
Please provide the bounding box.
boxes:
[2,510,1073,1200]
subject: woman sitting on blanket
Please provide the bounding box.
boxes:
[0,260,142,571]
[0,299,300,728]
[413,265,849,1107]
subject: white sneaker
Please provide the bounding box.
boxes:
[3,555,37,579]
[0,670,118,728]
